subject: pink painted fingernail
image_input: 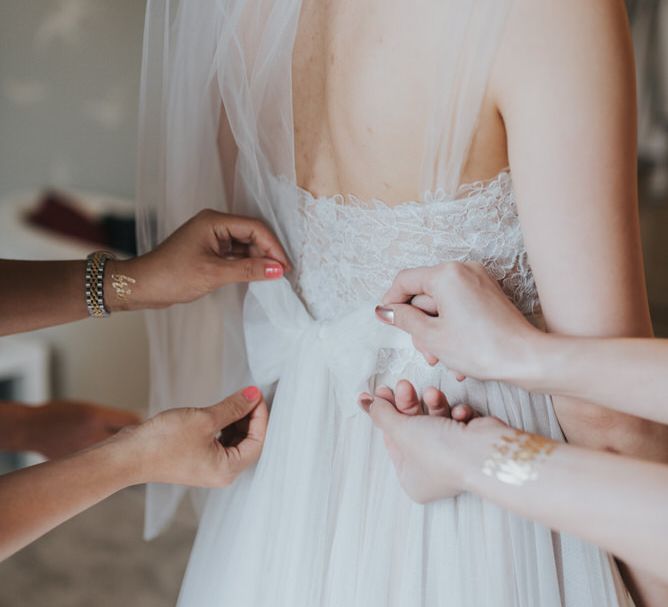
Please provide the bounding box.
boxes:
[265,264,284,279]
[375,305,395,324]
[242,386,260,401]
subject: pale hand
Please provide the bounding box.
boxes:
[377,262,540,382]
[360,381,506,504]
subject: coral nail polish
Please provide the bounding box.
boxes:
[265,264,284,279]
[243,386,260,401]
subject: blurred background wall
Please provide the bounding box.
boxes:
[0,0,145,200]
[630,0,668,335]
[0,4,192,607]
[0,0,150,411]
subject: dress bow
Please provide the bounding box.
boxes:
[244,279,413,418]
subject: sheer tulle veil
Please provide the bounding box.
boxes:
[136,0,513,539]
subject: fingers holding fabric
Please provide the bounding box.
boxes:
[208,212,292,270]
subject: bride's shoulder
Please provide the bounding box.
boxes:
[503,0,628,27]
[498,0,630,56]
[490,0,633,108]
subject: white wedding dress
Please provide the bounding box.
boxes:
[175,174,630,607]
[136,1,633,605]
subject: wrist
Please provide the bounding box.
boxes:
[459,421,508,494]
[500,328,553,393]
[521,333,578,397]
[437,421,491,494]
[104,258,145,313]
[106,418,171,485]
[102,430,147,487]
[459,438,488,494]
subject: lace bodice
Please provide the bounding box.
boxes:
[291,171,540,322]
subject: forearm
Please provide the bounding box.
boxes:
[0,212,290,336]
[511,335,668,425]
[497,329,668,463]
[0,260,89,335]
[0,258,151,336]
[462,429,668,584]
[0,438,140,561]
[547,366,668,602]
[0,390,269,562]
[0,402,33,452]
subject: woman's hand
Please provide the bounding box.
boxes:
[0,387,269,561]
[117,387,269,488]
[106,210,292,311]
[359,381,504,504]
[375,262,542,383]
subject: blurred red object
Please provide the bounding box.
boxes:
[25,191,107,247]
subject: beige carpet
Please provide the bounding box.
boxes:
[0,487,197,607]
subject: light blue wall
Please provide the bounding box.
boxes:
[0,0,146,200]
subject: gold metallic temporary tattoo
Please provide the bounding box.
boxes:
[110,273,136,300]
[482,430,557,486]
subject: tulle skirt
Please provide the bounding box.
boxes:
[176,356,630,607]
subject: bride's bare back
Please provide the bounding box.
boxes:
[292,0,508,203]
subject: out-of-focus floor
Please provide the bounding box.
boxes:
[0,487,197,607]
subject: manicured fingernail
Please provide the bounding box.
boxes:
[452,405,468,419]
[242,386,260,401]
[265,264,284,279]
[375,305,394,324]
[358,393,374,411]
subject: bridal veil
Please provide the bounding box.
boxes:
[136,0,513,540]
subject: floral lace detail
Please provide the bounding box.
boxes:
[374,347,446,386]
[292,171,541,323]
